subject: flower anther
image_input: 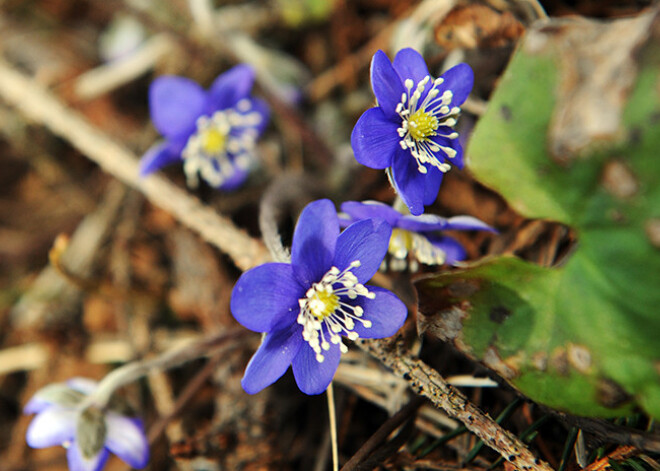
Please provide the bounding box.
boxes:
[298,261,375,362]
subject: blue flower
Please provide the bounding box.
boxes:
[351,49,473,216]
[24,378,149,471]
[340,201,495,270]
[139,64,269,190]
[231,199,407,395]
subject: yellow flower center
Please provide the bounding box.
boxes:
[396,76,460,174]
[407,109,438,141]
[308,289,340,321]
[200,128,227,155]
[298,261,374,363]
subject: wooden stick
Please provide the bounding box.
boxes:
[356,338,554,471]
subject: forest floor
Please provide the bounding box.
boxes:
[0,1,658,470]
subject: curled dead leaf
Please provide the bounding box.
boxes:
[435,4,525,50]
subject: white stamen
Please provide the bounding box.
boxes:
[297,261,374,363]
[387,228,447,271]
[395,72,463,175]
[181,106,262,188]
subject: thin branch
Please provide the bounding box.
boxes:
[0,59,270,272]
[0,330,213,376]
[85,328,248,408]
[356,338,554,471]
[74,34,174,100]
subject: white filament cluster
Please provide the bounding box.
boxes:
[297,260,375,363]
[395,75,461,174]
[387,228,446,272]
[182,99,262,188]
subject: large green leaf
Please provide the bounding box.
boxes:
[416,11,660,418]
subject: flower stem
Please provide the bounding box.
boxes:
[82,328,246,409]
[327,382,339,471]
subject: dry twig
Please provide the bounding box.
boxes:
[357,338,554,471]
[0,59,270,272]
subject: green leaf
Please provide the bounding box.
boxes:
[417,11,660,418]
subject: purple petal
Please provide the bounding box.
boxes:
[370,51,405,119]
[351,107,399,170]
[24,397,52,414]
[340,201,402,227]
[427,133,461,167]
[26,407,76,448]
[452,138,465,170]
[397,214,494,235]
[397,214,449,232]
[244,97,270,135]
[391,147,426,216]
[291,199,339,286]
[291,342,341,395]
[207,64,256,111]
[66,443,109,471]
[422,164,444,206]
[214,162,250,191]
[105,414,149,468]
[426,235,467,264]
[241,323,303,394]
[431,127,464,169]
[138,140,183,176]
[444,215,496,232]
[432,133,464,170]
[392,48,430,85]
[338,213,353,228]
[440,63,473,107]
[231,263,304,333]
[436,125,456,135]
[333,219,391,283]
[353,286,407,339]
[149,76,205,138]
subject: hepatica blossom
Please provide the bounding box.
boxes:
[24,378,148,471]
[351,48,473,216]
[231,199,407,395]
[340,201,495,271]
[139,64,269,190]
